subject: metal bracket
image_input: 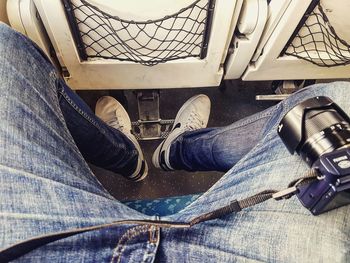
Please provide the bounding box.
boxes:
[255,80,301,101]
[132,90,174,140]
[255,94,290,101]
[272,186,298,200]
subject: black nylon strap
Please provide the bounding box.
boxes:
[189,190,277,225]
[0,171,318,262]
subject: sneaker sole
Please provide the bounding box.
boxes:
[128,134,149,181]
[131,160,149,182]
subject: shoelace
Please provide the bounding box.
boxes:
[105,110,125,131]
[185,111,204,131]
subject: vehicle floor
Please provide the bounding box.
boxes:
[77,80,276,201]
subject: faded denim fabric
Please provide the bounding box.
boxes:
[0,23,349,262]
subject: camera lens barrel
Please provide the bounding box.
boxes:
[278,96,350,166]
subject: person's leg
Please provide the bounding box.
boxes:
[158,82,350,262]
[168,107,277,172]
[58,84,148,180]
[152,94,211,171]
[0,23,151,259]
[1,25,147,180]
[153,94,279,172]
[162,82,350,172]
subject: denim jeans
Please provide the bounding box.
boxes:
[0,23,349,262]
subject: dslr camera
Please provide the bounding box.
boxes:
[278,96,350,215]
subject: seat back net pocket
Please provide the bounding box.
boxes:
[282,2,350,67]
[63,0,215,66]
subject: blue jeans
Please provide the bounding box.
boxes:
[0,23,349,262]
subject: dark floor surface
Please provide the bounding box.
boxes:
[77,80,276,201]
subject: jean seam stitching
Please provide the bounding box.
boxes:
[142,226,160,263]
[58,89,130,153]
[111,225,151,263]
[60,90,101,129]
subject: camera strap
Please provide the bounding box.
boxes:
[0,169,319,262]
[190,169,319,225]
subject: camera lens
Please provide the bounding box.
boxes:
[278,96,350,166]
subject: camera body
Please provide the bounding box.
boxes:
[278,96,350,215]
[297,148,350,215]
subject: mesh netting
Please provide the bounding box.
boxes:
[63,0,214,66]
[283,3,350,67]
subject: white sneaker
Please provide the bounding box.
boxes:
[152,94,211,171]
[95,96,148,181]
